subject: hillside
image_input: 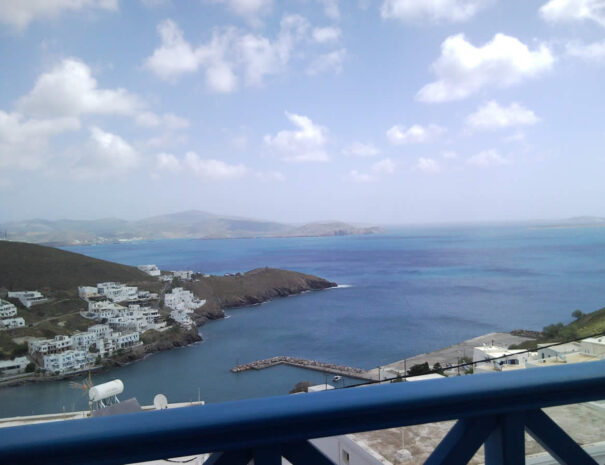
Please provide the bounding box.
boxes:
[0,210,384,245]
[0,241,154,291]
[186,267,336,324]
[510,307,605,350]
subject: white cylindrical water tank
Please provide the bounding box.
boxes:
[89,379,124,402]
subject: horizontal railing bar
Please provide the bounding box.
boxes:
[1,361,605,465]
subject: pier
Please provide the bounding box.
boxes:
[231,356,375,380]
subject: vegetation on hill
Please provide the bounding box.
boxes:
[0,241,156,291]
[510,307,605,350]
[184,268,336,325]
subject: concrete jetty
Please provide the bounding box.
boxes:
[231,356,375,380]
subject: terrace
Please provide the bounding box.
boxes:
[1,360,604,464]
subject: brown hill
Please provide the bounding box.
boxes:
[0,241,154,291]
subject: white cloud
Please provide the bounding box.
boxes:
[207,0,272,25]
[540,0,605,27]
[312,27,341,43]
[184,151,247,179]
[144,19,204,81]
[467,149,510,167]
[380,0,491,23]
[18,58,143,118]
[349,169,375,183]
[349,157,395,182]
[567,39,605,61]
[466,101,539,130]
[386,124,444,144]
[416,157,441,173]
[417,33,554,103]
[155,152,182,173]
[145,16,310,91]
[318,0,340,19]
[264,112,329,162]
[306,49,346,75]
[0,0,118,30]
[342,142,380,157]
[0,111,80,169]
[72,126,140,178]
[135,111,190,130]
[372,157,395,174]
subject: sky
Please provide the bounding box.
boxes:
[1,0,604,225]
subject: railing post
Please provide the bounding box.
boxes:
[484,412,525,465]
[425,416,497,465]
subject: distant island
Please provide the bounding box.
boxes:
[530,216,605,230]
[0,241,336,384]
[0,210,384,246]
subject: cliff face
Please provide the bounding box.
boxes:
[185,268,337,325]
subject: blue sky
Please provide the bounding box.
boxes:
[1,0,604,224]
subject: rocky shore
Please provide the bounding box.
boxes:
[0,267,336,387]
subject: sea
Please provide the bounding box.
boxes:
[1,223,604,418]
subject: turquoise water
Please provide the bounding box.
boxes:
[1,224,604,417]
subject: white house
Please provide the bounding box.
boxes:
[170,309,194,328]
[7,291,47,308]
[172,270,194,280]
[113,332,140,349]
[137,265,161,277]
[88,324,113,339]
[580,337,605,357]
[164,288,205,313]
[78,286,99,300]
[97,283,138,303]
[70,331,98,351]
[472,344,536,373]
[0,299,17,318]
[0,356,30,375]
[1,317,25,329]
[29,335,72,355]
[42,350,88,373]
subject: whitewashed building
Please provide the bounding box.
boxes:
[580,337,605,357]
[0,299,17,318]
[97,283,139,303]
[88,324,113,339]
[164,288,205,313]
[7,291,47,308]
[42,350,89,373]
[29,335,72,355]
[473,345,536,373]
[1,317,25,329]
[137,265,161,277]
[78,286,100,299]
[170,309,194,328]
[0,356,30,375]
[114,332,140,349]
[70,331,98,351]
[172,271,194,280]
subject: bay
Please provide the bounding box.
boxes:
[1,223,604,418]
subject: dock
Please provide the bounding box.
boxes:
[231,356,375,380]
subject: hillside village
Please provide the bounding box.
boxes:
[0,267,203,377]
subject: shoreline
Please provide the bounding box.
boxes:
[0,283,336,389]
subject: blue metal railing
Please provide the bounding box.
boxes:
[1,361,604,465]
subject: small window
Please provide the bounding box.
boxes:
[342,449,350,465]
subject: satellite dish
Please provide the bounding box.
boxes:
[153,394,168,410]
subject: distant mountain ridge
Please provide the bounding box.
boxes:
[0,210,383,245]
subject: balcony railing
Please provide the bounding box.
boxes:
[1,360,605,465]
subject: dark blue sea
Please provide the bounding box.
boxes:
[1,223,605,417]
